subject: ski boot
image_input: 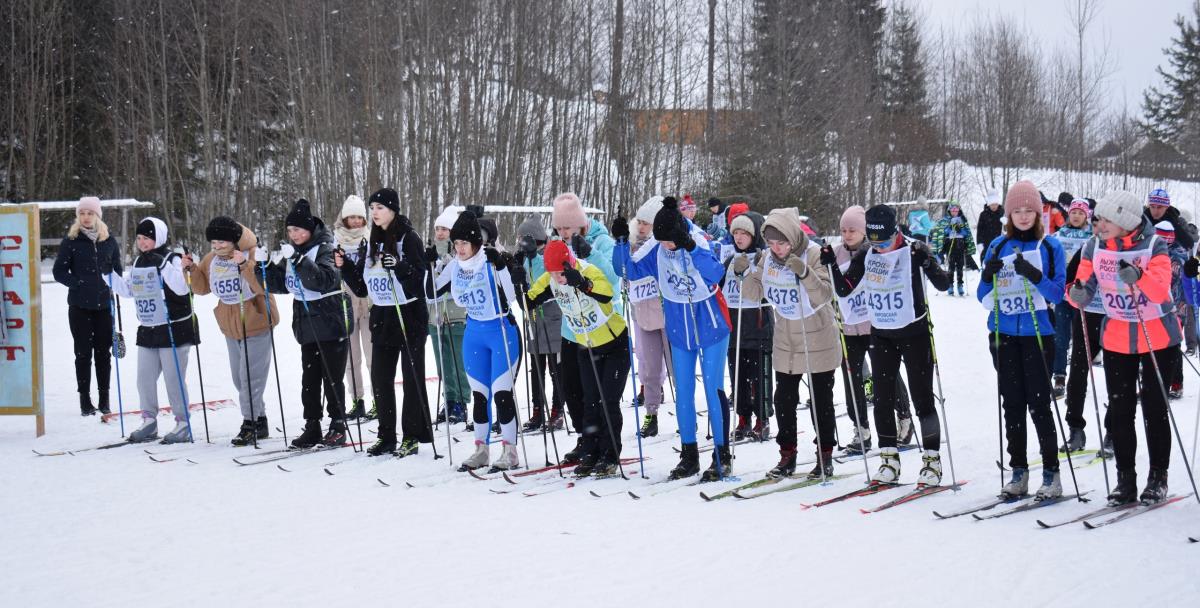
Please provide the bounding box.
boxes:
[97,390,111,416]
[346,398,367,420]
[562,437,586,465]
[872,448,901,484]
[751,416,771,441]
[632,386,644,409]
[955,283,964,297]
[944,285,953,296]
[1169,382,1183,400]
[491,442,519,471]
[367,437,396,457]
[1052,374,1066,398]
[491,421,501,435]
[897,416,915,445]
[1107,468,1138,506]
[448,402,467,424]
[1140,468,1168,504]
[700,446,732,482]
[458,441,489,471]
[291,420,323,449]
[365,402,378,421]
[396,438,419,458]
[128,416,158,443]
[668,443,701,480]
[807,448,834,480]
[80,392,97,417]
[639,414,658,438]
[1188,346,1197,357]
[1002,467,1029,497]
[322,420,348,447]
[1099,433,1114,459]
[591,454,621,477]
[1035,469,1062,500]
[160,418,192,444]
[546,408,565,430]
[1061,427,1086,453]
[733,415,751,441]
[255,416,270,439]
[843,426,872,455]
[917,450,943,486]
[231,420,257,446]
[766,447,797,479]
[573,452,599,477]
[521,407,545,433]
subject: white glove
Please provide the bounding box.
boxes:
[254,246,267,261]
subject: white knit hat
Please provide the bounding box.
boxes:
[1094,191,1144,232]
[434,205,462,230]
[985,189,1001,205]
[340,195,366,220]
[635,196,665,225]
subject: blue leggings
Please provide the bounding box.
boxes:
[671,335,730,446]
[462,317,522,444]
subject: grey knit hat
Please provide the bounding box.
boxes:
[516,216,548,242]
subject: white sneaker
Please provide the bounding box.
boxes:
[1002,467,1029,497]
[458,441,489,471]
[872,448,900,484]
[160,418,192,444]
[917,450,942,486]
[128,417,158,442]
[491,442,520,471]
[1035,470,1062,500]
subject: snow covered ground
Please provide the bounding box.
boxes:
[4,280,1199,607]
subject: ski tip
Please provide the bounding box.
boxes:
[971,513,985,521]
[1188,537,1199,543]
[377,478,391,487]
[186,459,198,464]
[859,508,872,515]
[932,511,947,519]
[627,491,641,500]
[699,492,712,501]
[502,472,518,485]
[323,468,335,476]
[731,491,748,500]
[276,464,291,472]
[1082,520,1098,530]
[798,504,812,510]
[589,490,603,498]
[1035,519,1052,529]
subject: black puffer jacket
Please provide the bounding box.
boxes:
[130,246,198,349]
[262,220,352,344]
[53,232,124,310]
[975,205,1005,256]
[1144,205,1195,251]
[720,211,773,351]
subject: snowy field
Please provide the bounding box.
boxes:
[4,279,1199,607]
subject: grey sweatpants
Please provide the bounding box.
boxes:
[226,333,273,419]
[634,324,671,414]
[137,345,191,420]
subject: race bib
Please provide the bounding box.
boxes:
[285,247,337,302]
[1056,234,1091,260]
[209,256,249,305]
[129,266,167,326]
[984,243,1047,316]
[1092,242,1164,322]
[761,257,816,320]
[657,245,714,304]
[451,261,500,320]
[837,260,870,325]
[551,265,609,336]
[628,275,660,303]
[364,264,404,307]
[722,252,759,309]
[862,248,916,329]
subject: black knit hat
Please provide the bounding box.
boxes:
[205,216,243,244]
[478,217,498,246]
[864,204,897,243]
[450,209,484,249]
[368,188,401,214]
[652,196,686,242]
[708,197,725,213]
[286,198,318,233]
[1057,192,1074,208]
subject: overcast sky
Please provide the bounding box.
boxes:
[913,0,1197,115]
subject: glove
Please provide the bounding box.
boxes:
[673,231,696,252]
[1117,259,1142,286]
[1185,257,1200,279]
[279,244,295,261]
[731,255,750,277]
[380,252,399,269]
[981,258,1004,284]
[356,240,368,265]
[423,245,439,264]
[510,264,528,288]
[499,251,515,270]
[610,217,630,242]
[563,267,590,290]
[484,246,503,269]
[1068,280,1092,308]
[253,246,268,262]
[910,242,929,268]
[785,254,809,279]
[571,234,592,259]
[819,245,837,267]
[1013,253,1043,284]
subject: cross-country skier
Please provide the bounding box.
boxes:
[719,209,773,442]
[333,195,373,420]
[513,216,566,432]
[427,206,471,426]
[930,202,976,296]
[1050,198,1095,398]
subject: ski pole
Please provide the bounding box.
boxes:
[1074,307,1111,495]
[620,275,647,479]
[290,256,351,450]
[432,291,455,465]
[340,288,364,452]
[157,269,193,443]
[485,257,528,469]
[991,263,1004,492]
[567,287,628,480]
[106,274,126,437]
[182,249,210,443]
[729,272,745,464]
[388,268,440,459]
[794,272,830,486]
[1019,277,1085,501]
[919,263,960,489]
[826,261,872,483]
[257,252,288,445]
[1126,282,1200,507]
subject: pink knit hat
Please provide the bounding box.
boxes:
[1004,181,1041,218]
[551,193,588,230]
[77,196,102,217]
[839,205,866,232]
[1067,198,1091,217]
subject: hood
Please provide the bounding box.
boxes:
[584,217,611,244]
[517,216,548,241]
[236,224,258,252]
[762,208,808,258]
[734,211,766,251]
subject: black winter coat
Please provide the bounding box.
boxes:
[1144,206,1195,251]
[262,221,352,345]
[53,233,124,310]
[341,217,430,345]
[975,206,1005,256]
[130,246,198,349]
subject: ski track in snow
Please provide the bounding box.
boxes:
[3,282,1199,606]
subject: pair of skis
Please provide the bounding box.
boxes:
[1035,494,1193,529]
[932,492,1092,520]
[795,479,969,513]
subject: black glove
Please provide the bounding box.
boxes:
[910,242,929,268]
[819,245,837,267]
[423,245,439,264]
[517,234,537,257]
[611,217,630,242]
[571,234,592,259]
[510,264,528,287]
[288,249,306,268]
[484,246,503,269]
[380,252,399,269]
[499,251,515,270]
[1012,253,1042,283]
[1185,257,1200,279]
[981,258,1004,284]
[563,267,590,290]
